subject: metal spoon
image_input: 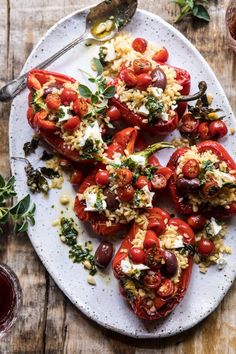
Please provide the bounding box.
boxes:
[0,0,137,102]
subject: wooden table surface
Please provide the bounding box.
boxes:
[0,0,236,353]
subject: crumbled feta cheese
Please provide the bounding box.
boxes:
[157,112,169,122]
[102,42,116,62]
[206,170,235,188]
[149,87,163,99]
[58,105,73,122]
[142,185,155,208]
[129,154,146,167]
[121,258,149,278]
[79,121,103,147]
[84,192,106,211]
[217,257,227,270]
[173,235,184,249]
[209,217,222,236]
[137,105,150,116]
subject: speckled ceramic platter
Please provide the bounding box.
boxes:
[9,7,236,338]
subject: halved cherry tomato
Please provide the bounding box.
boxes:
[63,116,81,132]
[132,38,148,53]
[136,73,152,90]
[135,176,151,190]
[45,93,61,110]
[73,98,88,117]
[151,174,167,190]
[95,170,110,187]
[117,185,135,202]
[70,170,84,185]
[152,47,169,63]
[144,247,164,270]
[107,106,121,121]
[187,214,207,231]
[144,230,160,249]
[129,247,145,264]
[179,113,199,134]
[209,120,228,139]
[198,122,211,140]
[133,59,152,75]
[60,88,78,105]
[35,111,57,132]
[143,270,162,288]
[202,181,219,197]
[182,159,200,179]
[27,74,41,90]
[120,69,137,87]
[156,279,174,297]
[197,239,215,256]
[148,217,166,235]
[116,168,133,186]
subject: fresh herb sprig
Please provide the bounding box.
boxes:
[174,0,210,23]
[0,174,36,234]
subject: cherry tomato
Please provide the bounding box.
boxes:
[45,93,61,111]
[135,176,151,190]
[144,247,164,270]
[60,88,78,105]
[197,239,215,256]
[156,279,174,297]
[202,181,219,197]
[107,106,121,121]
[182,159,200,179]
[133,59,152,74]
[143,270,162,289]
[132,38,148,53]
[95,170,110,187]
[73,98,88,117]
[129,247,145,264]
[117,185,135,202]
[120,69,137,87]
[144,230,160,249]
[136,73,152,90]
[70,170,84,185]
[63,116,81,132]
[209,120,228,139]
[116,168,133,186]
[148,217,166,235]
[35,111,57,132]
[151,174,167,190]
[152,47,169,63]
[179,113,199,134]
[198,122,211,140]
[27,74,41,90]
[187,214,207,231]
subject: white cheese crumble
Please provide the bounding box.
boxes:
[58,105,73,122]
[149,87,163,99]
[137,105,149,116]
[129,154,146,167]
[84,191,106,211]
[142,185,155,208]
[102,42,117,62]
[79,121,103,147]
[206,170,235,188]
[121,258,149,278]
[209,217,222,236]
[157,112,169,122]
[173,235,185,249]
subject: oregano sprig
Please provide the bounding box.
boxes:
[174,0,210,23]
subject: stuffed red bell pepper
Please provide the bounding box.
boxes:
[168,140,236,217]
[112,208,195,320]
[27,69,116,163]
[74,130,173,236]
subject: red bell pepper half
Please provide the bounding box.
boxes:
[112,208,195,320]
[168,140,236,217]
[74,130,173,236]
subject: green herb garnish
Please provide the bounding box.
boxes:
[23,137,39,156]
[145,96,165,125]
[60,217,78,246]
[40,167,60,179]
[41,150,54,161]
[174,0,210,23]
[69,243,97,275]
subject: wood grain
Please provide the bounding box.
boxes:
[0,0,235,353]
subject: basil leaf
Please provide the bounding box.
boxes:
[78,84,93,98]
[92,57,104,76]
[192,4,210,21]
[103,85,116,98]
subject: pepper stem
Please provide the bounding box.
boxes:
[135,142,174,159]
[178,81,207,102]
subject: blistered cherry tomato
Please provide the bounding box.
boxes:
[202,181,219,197]
[27,74,41,90]
[136,73,152,90]
[182,159,200,179]
[198,122,211,140]
[151,174,167,190]
[120,69,137,87]
[209,120,228,139]
[179,113,199,134]
[60,88,78,105]
[35,111,57,132]
[95,170,110,187]
[187,214,207,231]
[132,38,148,53]
[156,279,174,297]
[45,93,61,110]
[117,185,135,202]
[107,106,121,121]
[143,270,162,288]
[116,168,133,186]
[63,116,81,132]
[197,239,215,256]
[129,247,145,264]
[152,47,169,63]
[144,230,160,249]
[144,247,164,270]
[73,98,88,117]
[70,170,83,185]
[133,59,152,74]
[135,176,151,189]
